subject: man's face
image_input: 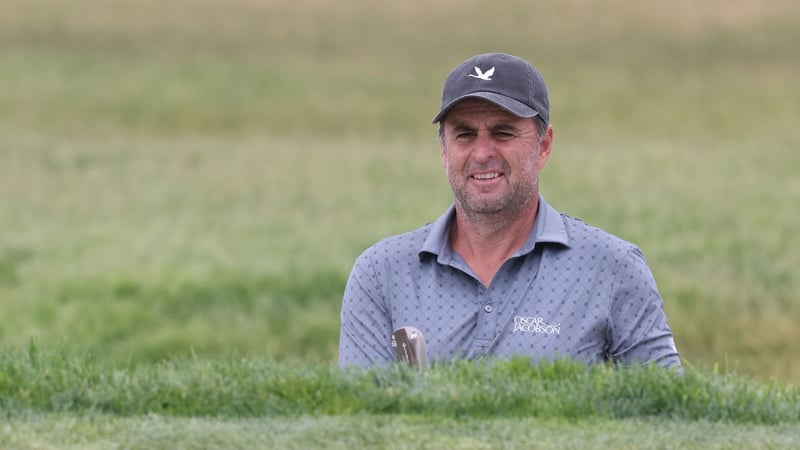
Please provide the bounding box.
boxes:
[440,99,552,219]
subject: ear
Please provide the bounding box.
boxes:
[537,124,554,170]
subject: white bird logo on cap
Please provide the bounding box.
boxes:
[468,66,495,81]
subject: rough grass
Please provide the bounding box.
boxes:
[1,346,798,423]
[1,346,799,448]
[1,0,799,381]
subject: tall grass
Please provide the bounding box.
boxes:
[1,346,798,424]
[1,0,799,382]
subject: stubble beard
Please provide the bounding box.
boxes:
[447,160,540,232]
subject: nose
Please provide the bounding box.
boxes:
[472,132,496,163]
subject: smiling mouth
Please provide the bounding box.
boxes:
[472,172,502,180]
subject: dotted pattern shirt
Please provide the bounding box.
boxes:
[338,196,681,369]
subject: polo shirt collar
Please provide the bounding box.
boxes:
[419,195,571,262]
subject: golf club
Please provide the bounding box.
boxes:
[391,326,429,369]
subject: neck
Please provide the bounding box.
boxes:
[449,197,539,286]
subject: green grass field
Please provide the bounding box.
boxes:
[1,347,799,448]
[2,0,800,446]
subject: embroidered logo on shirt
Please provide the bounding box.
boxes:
[513,316,561,335]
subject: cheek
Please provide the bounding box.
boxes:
[442,152,461,173]
[516,154,540,178]
[442,156,455,182]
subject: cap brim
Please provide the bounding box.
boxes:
[431,92,540,124]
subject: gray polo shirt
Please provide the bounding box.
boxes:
[338,195,681,369]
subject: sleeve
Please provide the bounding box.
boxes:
[606,247,682,370]
[338,252,395,369]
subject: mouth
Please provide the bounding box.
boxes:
[471,172,503,181]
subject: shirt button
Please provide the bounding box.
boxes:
[484,304,493,313]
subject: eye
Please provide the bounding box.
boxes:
[455,131,476,141]
[494,131,514,140]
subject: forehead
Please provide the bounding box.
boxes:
[443,99,527,125]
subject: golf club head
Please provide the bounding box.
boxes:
[391,326,429,369]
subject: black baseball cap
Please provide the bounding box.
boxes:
[432,52,549,124]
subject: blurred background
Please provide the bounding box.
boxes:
[1,0,798,381]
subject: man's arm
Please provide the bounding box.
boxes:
[606,247,682,369]
[338,255,395,368]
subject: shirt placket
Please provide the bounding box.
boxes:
[469,283,497,357]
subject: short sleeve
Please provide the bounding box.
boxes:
[338,253,395,368]
[607,247,682,369]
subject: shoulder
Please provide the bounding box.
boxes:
[559,213,638,259]
[546,213,656,292]
[354,222,433,267]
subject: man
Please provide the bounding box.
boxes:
[338,52,681,369]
